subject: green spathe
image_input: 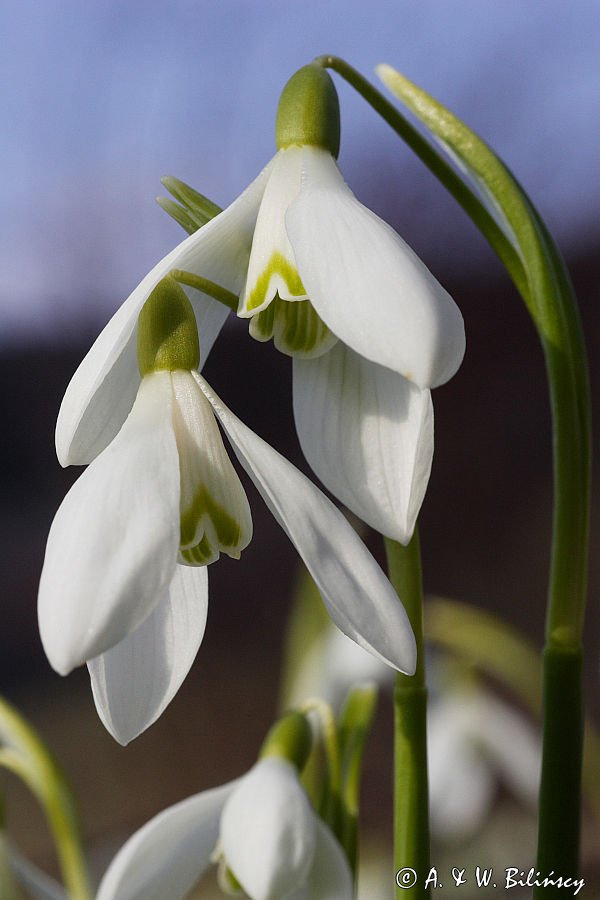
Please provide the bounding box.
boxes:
[137,276,200,376]
[260,711,312,772]
[276,64,340,157]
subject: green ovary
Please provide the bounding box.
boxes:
[249,295,338,358]
[180,485,245,565]
[245,251,306,312]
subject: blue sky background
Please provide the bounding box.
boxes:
[2,0,599,342]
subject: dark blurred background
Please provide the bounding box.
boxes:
[1,0,598,893]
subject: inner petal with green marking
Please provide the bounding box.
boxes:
[249,294,338,359]
[243,250,307,313]
[171,370,252,566]
[238,146,308,317]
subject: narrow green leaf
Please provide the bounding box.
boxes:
[0,698,92,900]
[155,197,205,235]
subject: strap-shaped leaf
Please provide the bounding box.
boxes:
[0,698,91,899]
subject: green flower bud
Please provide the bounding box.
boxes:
[275,64,340,157]
[259,711,312,772]
[137,276,200,376]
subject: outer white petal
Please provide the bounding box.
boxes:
[293,344,433,544]
[39,373,180,675]
[96,782,236,900]
[195,374,416,675]
[221,758,315,900]
[239,147,307,316]
[56,160,274,466]
[286,818,353,900]
[88,565,208,745]
[286,147,465,389]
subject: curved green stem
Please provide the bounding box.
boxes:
[313,55,528,299]
[385,532,429,898]
[0,698,92,900]
[169,269,238,312]
[318,56,591,886]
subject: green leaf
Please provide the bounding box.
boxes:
[0,697,91,900]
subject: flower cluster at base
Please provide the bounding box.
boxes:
[56,63,464,549]
[38,277,416,744]
[96,714,353,900]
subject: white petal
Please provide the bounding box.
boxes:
[293,344,433,544]
[96,782,236,900]
[475,694,540,805]
[428,718,493,840]
[195,374,416,675]
[88,564,208,745]
[239,147,307,316]
[171,371,252,559]
[56,160,273,466]
[286,147,465,389]
[286,818,353,900]
[39,373,180,674]
[221,758,315,900]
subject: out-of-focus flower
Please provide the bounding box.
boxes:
[286,617,395,711]
[428,684,540,841]
[39,279,416,744]
[96,756,352,900]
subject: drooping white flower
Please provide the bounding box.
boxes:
[39,279,416,744]
[96,756,353,900]
[428,684,540,840]
[56,64,464,546]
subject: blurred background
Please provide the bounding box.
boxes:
[1,0,599,896]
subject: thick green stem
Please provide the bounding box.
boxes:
[536,648,583,895]
[385,533,429,898]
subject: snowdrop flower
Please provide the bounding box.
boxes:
[96,758,352,900]
[39,278,416,744]
[56,64,464,545]
[428,684,540,841]
[97,712,352,900]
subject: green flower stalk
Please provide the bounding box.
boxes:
[311,54,590,891]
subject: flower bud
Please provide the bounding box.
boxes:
[137,276,200,376]
[275,64,340,158]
